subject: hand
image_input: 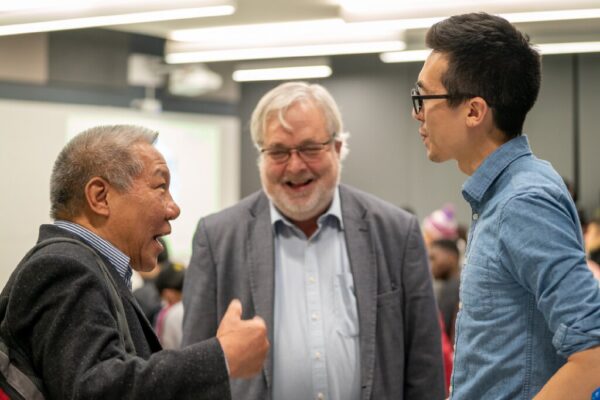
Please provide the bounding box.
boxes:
[216,299,269,378]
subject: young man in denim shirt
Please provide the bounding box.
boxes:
[412,12,600,399]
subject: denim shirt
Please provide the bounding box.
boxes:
[451,135,600,399]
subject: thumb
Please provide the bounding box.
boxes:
[224,298,242,319]
[251,315,266,326]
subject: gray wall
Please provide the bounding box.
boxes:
[239,53,600,225]
[580,53,600,218]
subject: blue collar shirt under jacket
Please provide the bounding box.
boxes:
[270,187,361,400]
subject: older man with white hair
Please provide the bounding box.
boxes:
[183,82,445,400]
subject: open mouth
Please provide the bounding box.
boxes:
[285,178,314,189]
[153,235,165,250]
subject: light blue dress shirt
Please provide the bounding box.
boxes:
[451,135,600,399]
[271,187,361,400]
[54,220,133,290]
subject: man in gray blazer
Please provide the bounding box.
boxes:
[0,125,269,399]
[182,82,445,400]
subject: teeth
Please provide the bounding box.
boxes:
[287,179,311,186]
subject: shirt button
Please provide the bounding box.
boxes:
[311,312,319,321]
[315,351,321,360]
[458,302,462,309]
[472,213,479,220]
[317,393,324,400]
[309,276,316,283]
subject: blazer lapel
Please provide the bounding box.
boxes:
[111,269,162,352]
[246,193,276,389]
[340,186,377,400]
[125,292,162,351]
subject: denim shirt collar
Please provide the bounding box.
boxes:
[462,135,532,207]
[269,186,343,232]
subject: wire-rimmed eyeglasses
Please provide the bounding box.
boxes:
[260,139,333,164]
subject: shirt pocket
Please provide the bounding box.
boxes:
[460,253,493,319]
[334,273,360,337]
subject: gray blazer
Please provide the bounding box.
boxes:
[182,184,445,400]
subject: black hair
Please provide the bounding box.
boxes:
[426,12,541,138]
[155,262,185,293]
[430,239,460,257]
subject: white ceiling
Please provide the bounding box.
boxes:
[2,0,600,62]
[114,0,341,37]
[115,0,600,48]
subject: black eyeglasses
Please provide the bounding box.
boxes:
[411,87,483,114]
[261,139,334,164]
[411,88,454,114]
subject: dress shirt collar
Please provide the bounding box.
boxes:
[269,186,344,232]
[54,220,133,290]
[462,135,532,207]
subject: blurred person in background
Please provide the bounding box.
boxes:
[154,261,186,349]
[421,204,459,249]
[428,239,460,343]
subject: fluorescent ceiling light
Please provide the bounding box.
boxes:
[0,5,235,36]
[501,8,600,23]
[167,41,405,63]
[380,50,430,63]
[167,18,406,63]
[233,57,332,82]
[538,41,600,54]
[233,66,332,82]
[170,18,402,44]
[350,8,600,31]
[381,41,600,63]
[340,0,600,22]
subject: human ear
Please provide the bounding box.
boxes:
[466,97,490,128]
[334,139,342,156]
[85,177,111,217]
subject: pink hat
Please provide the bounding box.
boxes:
[423,204,458,240]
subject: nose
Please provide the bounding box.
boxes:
[166,195,181,220]
[286,150,308,172]
[412,107,423,122]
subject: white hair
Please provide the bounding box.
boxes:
[50,125,158,219]
[250,81,349,160]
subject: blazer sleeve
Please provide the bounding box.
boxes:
[182,218,220,346]
[7,249,230,400]
[401,216,447,400]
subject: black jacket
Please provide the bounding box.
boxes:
[1,224,230,400]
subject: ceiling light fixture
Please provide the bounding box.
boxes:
[232,57,332,82]
[340,0,600,24]
[233,66,332,82]
[537,41,600,54]
[167,41,405,63]
[0,3,235,36]
[166,18,406,63]
[380,41,600,63]
[379,49,431,63]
